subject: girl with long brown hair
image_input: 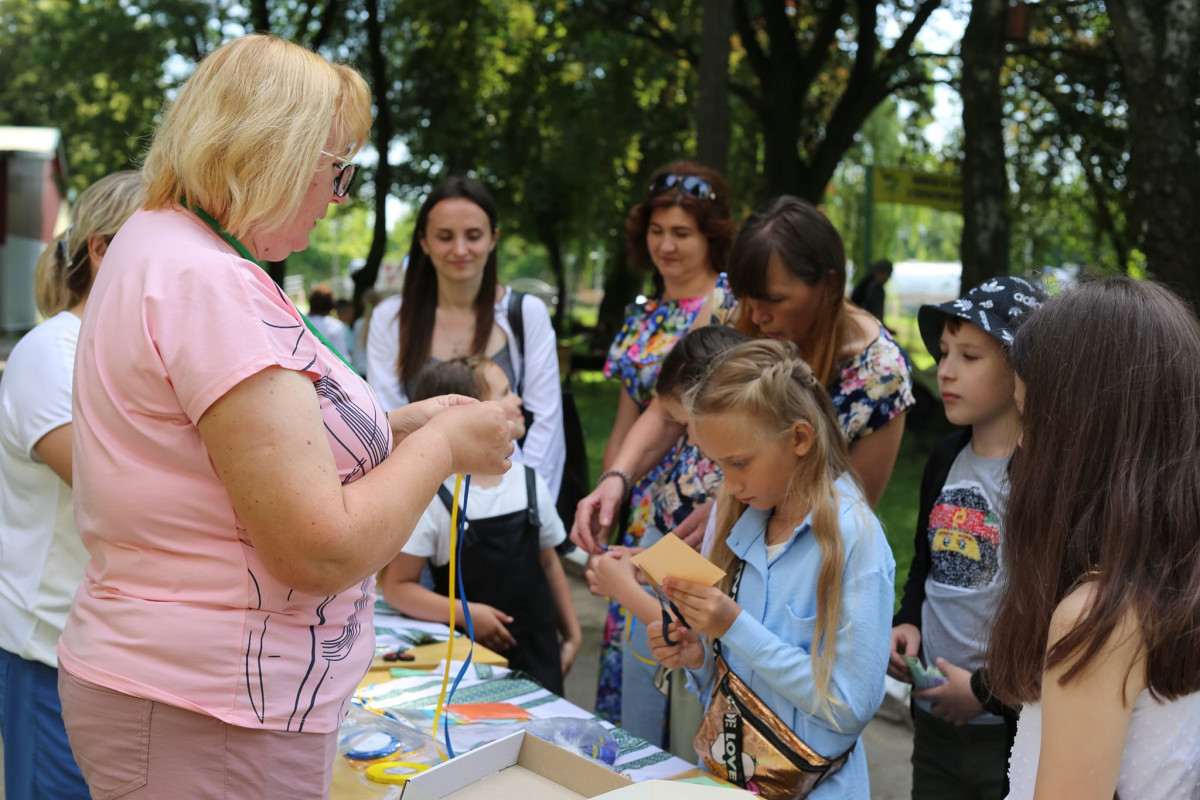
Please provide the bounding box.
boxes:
[988,277,1200,798]
[366,176,565,498]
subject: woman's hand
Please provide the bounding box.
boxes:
[647,620,705,670]
[913,659,983,726]
[662,577,740,639]
[387,394,476,442]
[570,476,626,554]
[424,401,515,476]
[468,602,517,652]
[887,623,921,683]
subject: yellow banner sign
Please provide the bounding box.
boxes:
[873,167,962,212]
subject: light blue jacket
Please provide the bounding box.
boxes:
[685,474,895,800]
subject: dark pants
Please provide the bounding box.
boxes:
[911,706,1010,800]
[0,647,90,799]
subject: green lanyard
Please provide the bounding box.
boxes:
[188,204,355,371]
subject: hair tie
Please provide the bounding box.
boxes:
[56,228,72,264]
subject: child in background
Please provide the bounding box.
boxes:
[989,278,1200,799]
[586,325,746,756]
[380,356,582,695]
[888,277,1044,799]
[649,339,895,800]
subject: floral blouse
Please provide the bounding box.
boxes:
[603,274,736,541]
[604,274,736,411]
[830,327,915,442]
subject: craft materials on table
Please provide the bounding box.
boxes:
[352,672,694,782]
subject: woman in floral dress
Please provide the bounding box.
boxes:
[584,161,737,743]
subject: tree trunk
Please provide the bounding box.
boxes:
[596,243,642,351]
[1107,0,1200,305]
[959,0,1010,290]
[696,0,732,174]
[539,218,568,334]
[759,75,803,198]
[357,0,392,313]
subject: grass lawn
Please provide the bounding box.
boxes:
[567,369,948,610]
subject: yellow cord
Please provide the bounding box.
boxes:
[430,473,464,761]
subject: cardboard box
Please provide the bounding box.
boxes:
[599,780,746,798]
[399,731,632,800]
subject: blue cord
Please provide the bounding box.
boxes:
[443,474,474,758]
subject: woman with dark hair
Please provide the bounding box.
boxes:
[366,177,565,498]
[580,161,737,745]
[988,277,1200,799]
[726,197,912,502]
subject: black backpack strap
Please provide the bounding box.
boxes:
[524,465,541,529]
[506,290,527,395]
[436,484,457,515]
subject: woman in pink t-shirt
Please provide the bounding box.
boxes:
[57,34,515,799]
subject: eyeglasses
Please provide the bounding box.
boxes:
[648,173,716,202]
[320,150,358,198]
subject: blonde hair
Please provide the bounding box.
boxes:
[685,338,856,723]
[142,34,371,240]
[34,170,145,316]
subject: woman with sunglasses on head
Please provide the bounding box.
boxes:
[55,36,514,799]
[578,161,737,746]
[366,176,566,503]
[0,170,143,800]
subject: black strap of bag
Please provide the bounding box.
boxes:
[504,290,589,532]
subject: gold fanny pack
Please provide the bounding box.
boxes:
[693,649,852,799]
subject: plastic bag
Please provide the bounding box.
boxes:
[523,717,620,766]
[338,704,439,765]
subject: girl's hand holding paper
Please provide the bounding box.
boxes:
[661,577,740,638]
[629,534,729,637]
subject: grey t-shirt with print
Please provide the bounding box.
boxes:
[916,444,1009,724]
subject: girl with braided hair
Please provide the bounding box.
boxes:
[648,338,895,799]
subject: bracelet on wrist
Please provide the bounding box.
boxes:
[597,468,632,498]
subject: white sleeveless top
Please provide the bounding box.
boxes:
[1007,689,1200,799]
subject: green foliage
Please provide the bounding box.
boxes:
[569,370,622,487]
[1004,1,1131,274]
[824,98,963,271]
[0,0,170,191]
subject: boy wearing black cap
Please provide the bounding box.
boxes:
[887,277,1045,799]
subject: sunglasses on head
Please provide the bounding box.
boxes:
[320,150,358,198]
[648,173,717,202]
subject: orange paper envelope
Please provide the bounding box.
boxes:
[444,702,532,722]
[629,533,726,588]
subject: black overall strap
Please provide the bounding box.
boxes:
[436,485,459,516]
[524,465,540,529]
